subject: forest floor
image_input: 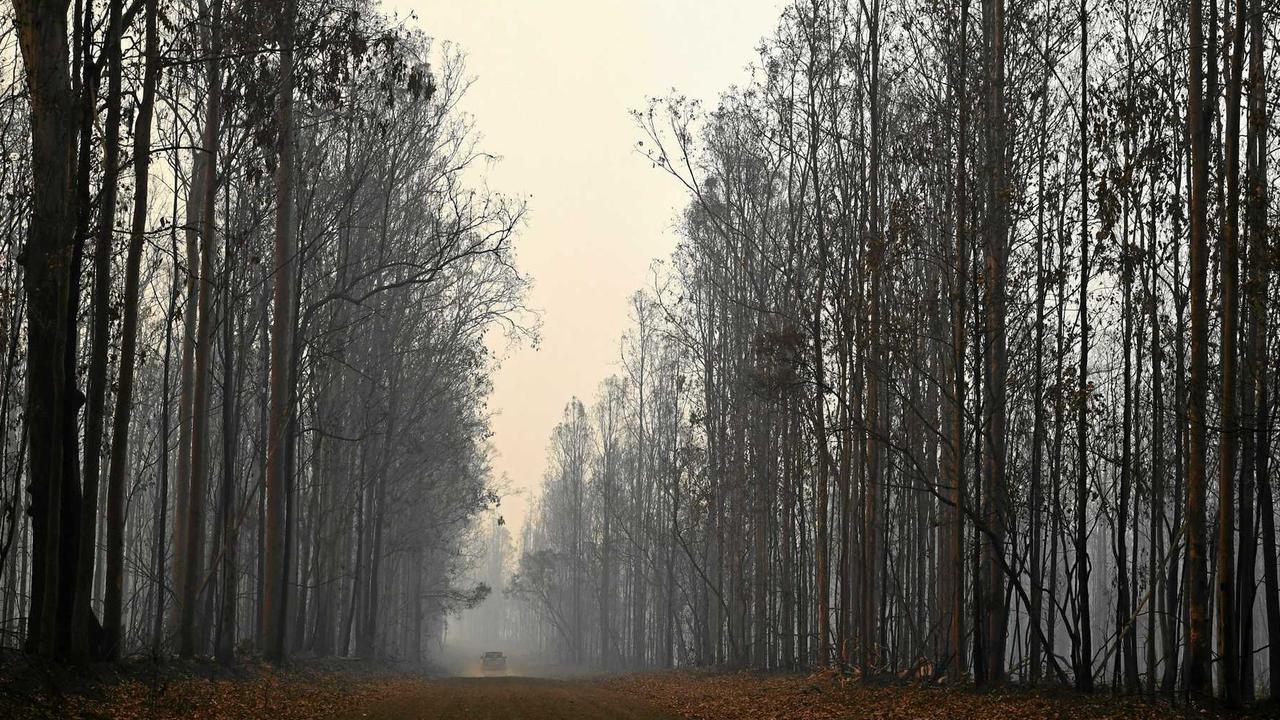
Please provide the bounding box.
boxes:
[0,657,1270,719]
[600,671,1265,719]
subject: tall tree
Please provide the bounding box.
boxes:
[179,0,225,658]
[104,0,161,661]
[1244,0,1275,697]
[262,0,297,662]
[11,0,80,659]
[1074,0,1094,691]
[1213,0,1246,705]
[978,0,1009,685]
[1183,0,1214,698]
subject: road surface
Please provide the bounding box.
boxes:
[346,676,681,720]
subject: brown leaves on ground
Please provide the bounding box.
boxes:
[601,671,1255,720]
[1,662,418,720]
[2,665,1267,720]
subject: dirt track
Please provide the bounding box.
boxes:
[346,676,681,720]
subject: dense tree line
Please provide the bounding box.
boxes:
[0,0,528,663]
[515,0,1277,706]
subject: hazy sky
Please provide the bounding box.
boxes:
[385,0,785,533]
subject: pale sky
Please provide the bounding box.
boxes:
[385,0,786,534]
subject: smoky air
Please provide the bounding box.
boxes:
[0,0,1273,718]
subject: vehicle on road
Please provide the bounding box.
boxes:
[481,651,507,672]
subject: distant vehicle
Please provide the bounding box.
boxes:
[481,651,507,672]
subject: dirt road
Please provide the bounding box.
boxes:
[346,676,681,720]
